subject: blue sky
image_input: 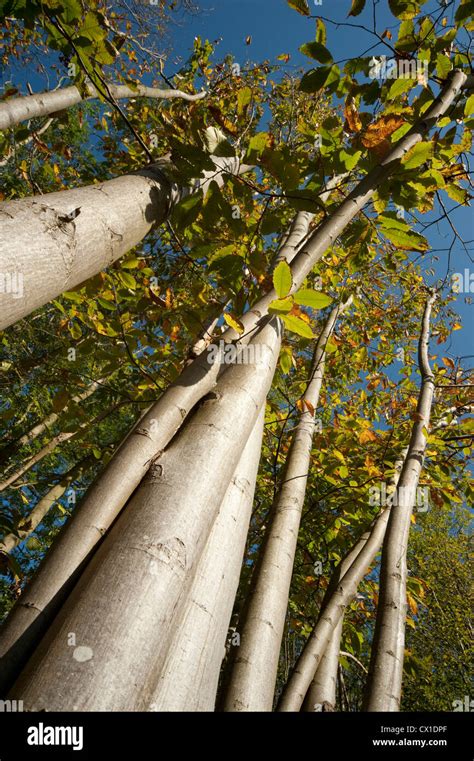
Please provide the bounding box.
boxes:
[165,0,473,361]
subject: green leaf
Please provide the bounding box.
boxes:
[121,257,139,269]
[69,322,82,339]
[246,132,270,161]
[388,0,420,20]
[63,290,83,303]
[378,224,429,252]
[26,536,42,551]
[282,314,315,339]
[436,53,452,80]
[172,189,204,228]
[465,94,474,117]
[300,65,339,93]
[387,77,415,100]
[315,18,326,45]
[237,86,252,114]
[401,141,433,169]
[294,289,332,309]
[268,297,294,314]
[339,148,362,171]
[280,347,293,374]
[348,0,366,16]
[299,41,333,64]
[287,0,310,15]
[273,261,292,298]
[455,0,474,24]
[118,271,136,290]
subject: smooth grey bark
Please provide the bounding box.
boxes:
[0,322,238,691]
[9,319,281,710]
[0,204,316,693]
[223,298,351,712]
[303,617,343,712]
[0,154,247,330]
[0,83,206,130]
[0,457,93,554]
[148,407,265,712]
[363,293,437,712]
[277,445,408,712]
[277,510,391,712]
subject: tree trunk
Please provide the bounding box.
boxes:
[0,83,206,131]
[0,379,104,469]
[0,155,247,330]
[0,402,119,492]
[363,292,437,712]
[302,618,342,712]
[8,319,281,710]
[223,298,351,712]
[223,71,468,344]
[0,457,94,554]
[0,205,317,694]
[148,407,265,712]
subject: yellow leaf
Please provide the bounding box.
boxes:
[344,96,362,133]
[223,313,244,334]
[442,356,455,369]
[359,428,377,444]
[361,115,406,157]
[407,593,418,615]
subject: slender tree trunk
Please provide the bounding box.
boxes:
[0,154,248,330]
[0,83,206,130]
[0,117,53,166]
[0,457,94,554]
[0,204,318,693]
[222,71,468,344]
[0,402,119,492]
[0,379,104,469]
[223,298,351,712]
[302,618,343,712]
[363,292,437,712]
[277,508,391,712]
[2,70,463,334]
[277,448,413,708]
[8,319,281,710]
[148,407,265,712]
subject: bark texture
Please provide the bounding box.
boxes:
[148,408,265,711]
[363,293,437,712]
[302,618,343,712]
[223,299,351,711]
[0,83,206,130]
[0,155,246,330]
[8,319,281,710]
